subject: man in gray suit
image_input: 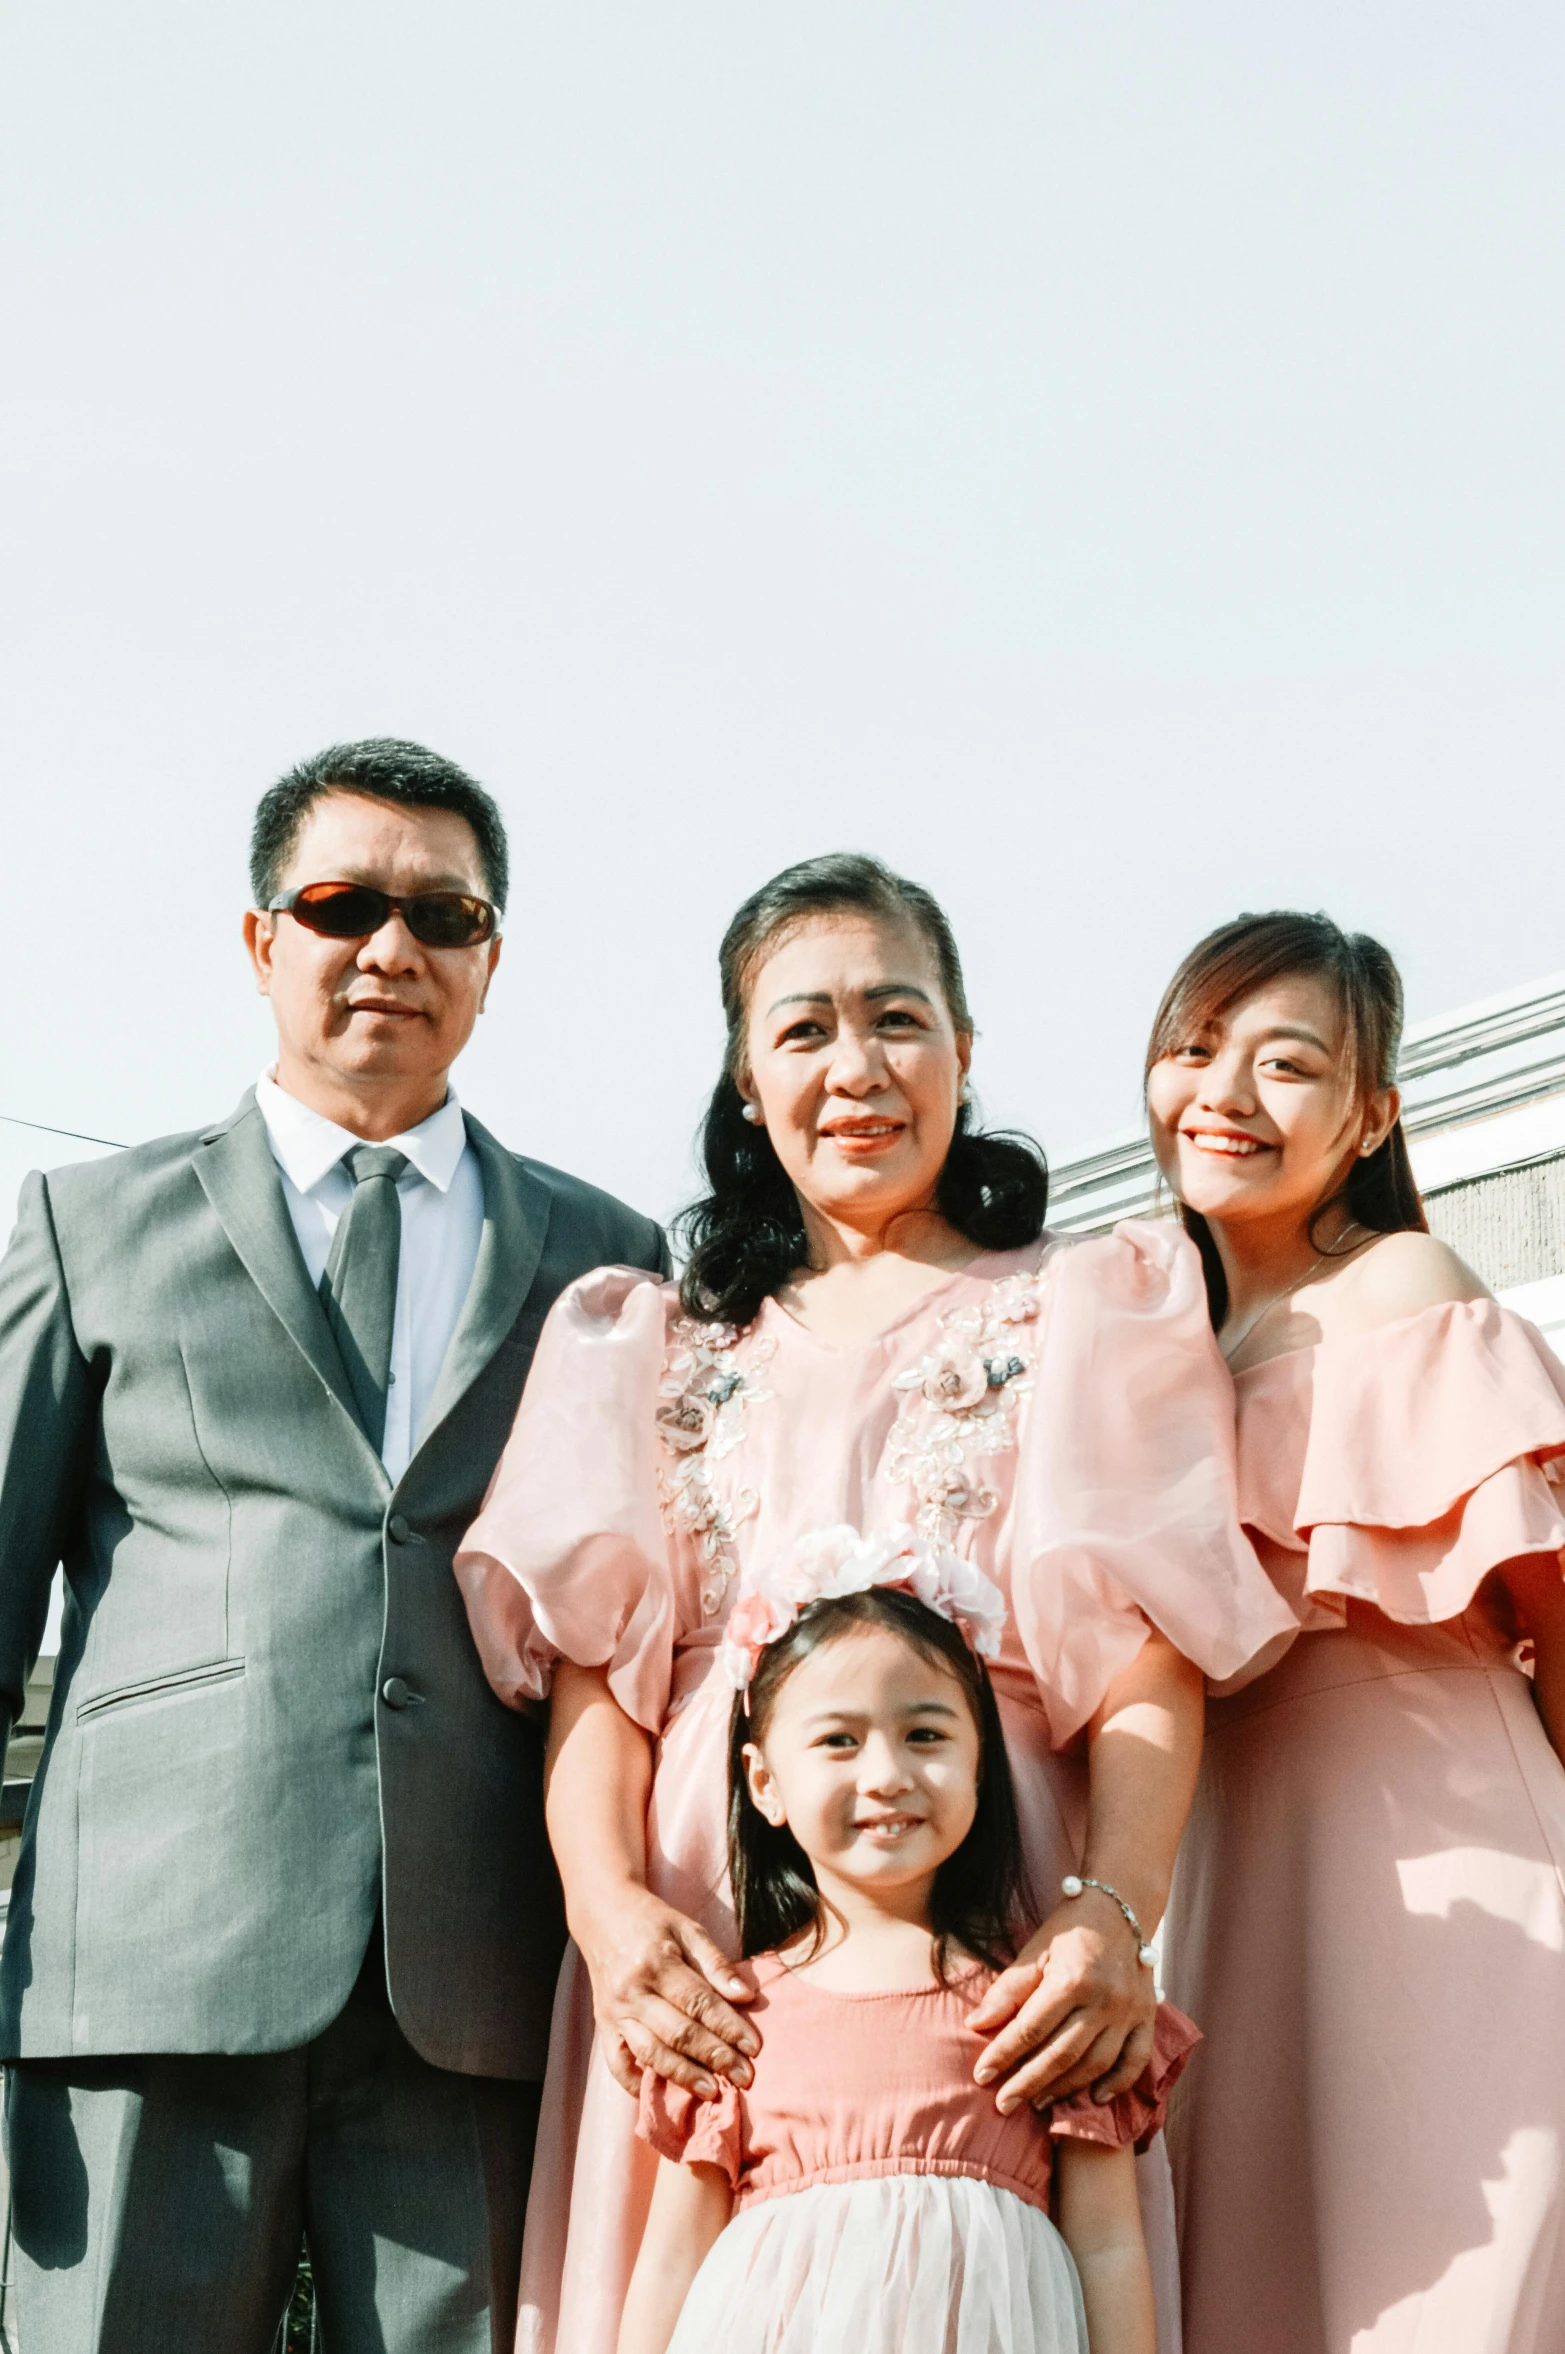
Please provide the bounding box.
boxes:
[0,740,666,2350]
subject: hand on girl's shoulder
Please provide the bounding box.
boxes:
[1330,1230,1490,1334]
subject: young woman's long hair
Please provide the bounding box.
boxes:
[677,853,1049,1328]
[728,1587,1030,1982]
[1144,910,1428,1328]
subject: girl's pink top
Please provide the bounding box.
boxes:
[455,1229,1296,1747]
[1233,1299,1565,1633]
[635,1956,1200,2215]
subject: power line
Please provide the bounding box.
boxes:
[0,1113,126,1150]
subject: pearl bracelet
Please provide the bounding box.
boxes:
[1061,1873,1157,1969]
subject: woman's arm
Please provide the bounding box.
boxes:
[616,2157,733,2354]
[1054,2142,1155,2354]
[969,1629,1203,2109]
[1499,1552,1565,1765]
[546,1661,759,2098]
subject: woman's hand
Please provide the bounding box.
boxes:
[543,1662,761,2102]
[574,1882,759,2101]
[969,1628,1203,2113]
[967,1891,1156,2112]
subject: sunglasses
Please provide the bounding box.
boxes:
[269,882,498,949]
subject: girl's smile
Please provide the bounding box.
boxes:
[851,1809,929,1843]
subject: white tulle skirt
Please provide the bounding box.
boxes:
[666,2174,1088,2354]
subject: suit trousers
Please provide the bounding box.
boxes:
[2,1928,541,2354]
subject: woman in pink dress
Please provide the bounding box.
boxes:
[1147,910,1565,2354]
[455,854,1295,2354]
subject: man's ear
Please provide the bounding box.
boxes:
[243,909,275,997]
[478,933,502,1013]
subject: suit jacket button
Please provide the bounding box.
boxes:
[381,1676,412,1710]
[387,1514,411,1544]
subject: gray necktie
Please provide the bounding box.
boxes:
[319,1144,410,1452]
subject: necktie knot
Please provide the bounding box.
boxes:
[343,1144,410,1188]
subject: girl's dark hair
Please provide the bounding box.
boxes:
[677,853,1048,1326]
[1144,910,1428,1328]
[728,1586,1029,1981]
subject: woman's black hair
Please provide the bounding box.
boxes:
[1144,909,1428,1329]
[677,853,1049,1327]
[727,1586,1030,1981]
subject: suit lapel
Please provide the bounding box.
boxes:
[414,1114,552,1454]
[193,1094,388,1481]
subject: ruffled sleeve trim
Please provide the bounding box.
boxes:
[636,2071,745,2184]
[1008,1222,1298,1744]
[452,1265,679,1732]
[1047,2002,1201,2155]
[1243,1301,1565,1628]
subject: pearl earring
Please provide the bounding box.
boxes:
[959,1083,973,1106]
[741,1103,761,1125]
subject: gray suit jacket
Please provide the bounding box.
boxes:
[0,1090,665,2075]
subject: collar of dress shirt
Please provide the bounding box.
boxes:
[255,1071,468,1196]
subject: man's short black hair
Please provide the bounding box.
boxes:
[250,739,510,913]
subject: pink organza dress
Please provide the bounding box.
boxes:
[635,1956,1199,2354]
[1161,1300,1565,2354]
[454,1227,1296,2354]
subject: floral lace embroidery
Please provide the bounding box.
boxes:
[888,1268,1047,1543]
[655,1318,777,1617]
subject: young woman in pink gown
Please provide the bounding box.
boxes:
[454,856,1294,2354]
[1146,912,1565,2354]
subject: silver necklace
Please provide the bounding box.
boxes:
[1222,1222,1371,1364]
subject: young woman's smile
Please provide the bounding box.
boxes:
[1180,1126,1272,1160]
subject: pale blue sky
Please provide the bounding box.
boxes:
[3,2,1561,1225]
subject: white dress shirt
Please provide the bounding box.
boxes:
[255,1073,485,1482]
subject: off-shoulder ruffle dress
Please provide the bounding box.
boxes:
[455,1227,1296,2354]
[635,1954,1199,2354]
[1162,1300,1565,2353]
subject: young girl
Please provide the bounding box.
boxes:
[617,1528,1199,2354]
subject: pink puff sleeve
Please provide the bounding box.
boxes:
[452,1266,679,1732]
[1048,2003,1201,2155]
[1273,1301,1565,1623]
[1009,1223,1297,1743]
[636,2070,745,2185]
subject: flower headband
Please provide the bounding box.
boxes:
[718,1522,1007,1694]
